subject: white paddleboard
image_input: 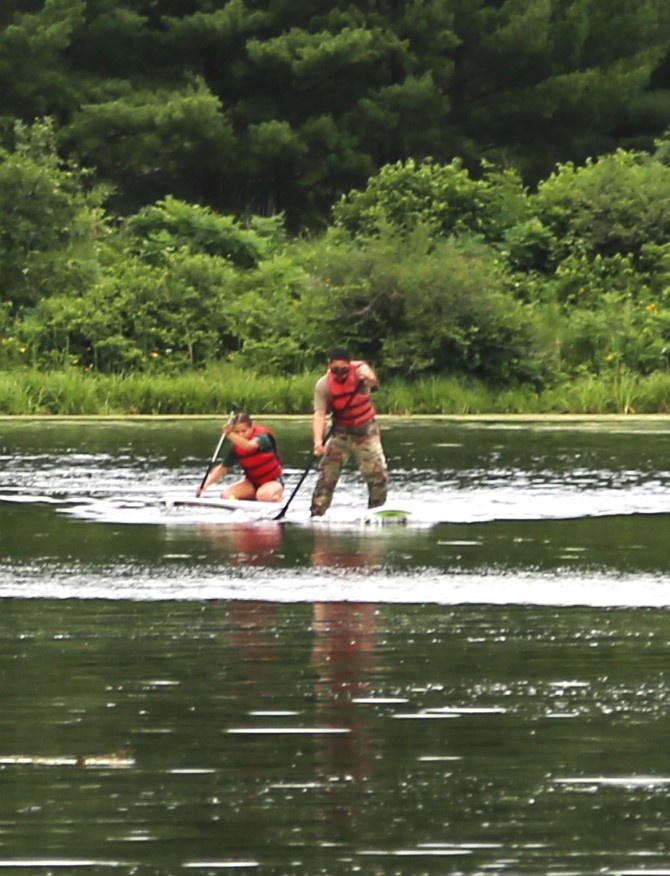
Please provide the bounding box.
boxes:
[160,494,282,515]
[160,495,414,526]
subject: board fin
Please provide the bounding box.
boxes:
[362,508,410,526]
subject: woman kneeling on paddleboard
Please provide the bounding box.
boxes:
[196,413,284,502]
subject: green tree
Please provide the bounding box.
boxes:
[534,150,670,268]
[447,0,670,180]
[295,226,547,384]
[126,196,286,269]
[22,249,238,372]
[4,0,670,228]
[0,0,85,126]
[0,119,109,312]
[333,157,530,242]
[62,81,235,212]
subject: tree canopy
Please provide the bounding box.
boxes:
[4,119,670,391]
[1,0,670,227]
[4,3,670,402]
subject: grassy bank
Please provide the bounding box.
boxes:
[2,366,670,416]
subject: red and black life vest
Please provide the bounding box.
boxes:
[326,362,376,427]
[233,425,282,487]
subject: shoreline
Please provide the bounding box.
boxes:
[2,412,670,422]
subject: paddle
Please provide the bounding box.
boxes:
[197,411,235,496]
[272,427,329,521]
[273,379,365,520]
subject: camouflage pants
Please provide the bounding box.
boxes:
[310,420,388,516]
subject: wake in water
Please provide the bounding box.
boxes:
[1,471,670,528]
[0,482,667,528]
[3,444,670,531]
[3,416,670,529]
[2,425,670,605]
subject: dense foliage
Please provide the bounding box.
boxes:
[2,119,670,401]
[3,2,670,410]
[2,0,670,227]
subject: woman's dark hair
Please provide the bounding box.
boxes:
[232,412,253,426]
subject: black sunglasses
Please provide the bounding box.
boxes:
[330,366,350,376]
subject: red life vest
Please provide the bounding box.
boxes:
[326,362,376,427]
[233,425,282,487]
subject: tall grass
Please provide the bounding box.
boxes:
[384,376,496,414]
[0,367,317,415]
[2,366,670,415]
[540,369,670,414]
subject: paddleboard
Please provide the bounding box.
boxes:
[160,494,281,515]
[161,495,413,526]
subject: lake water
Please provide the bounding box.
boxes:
[0,416,669,875]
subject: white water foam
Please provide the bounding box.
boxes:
[2,479,667,528]
[0,562,668,607]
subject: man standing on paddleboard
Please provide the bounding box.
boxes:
[196,413,284,502]
[311,348,388,516]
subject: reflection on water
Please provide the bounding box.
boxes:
[231,600,279,665]
[1,599,669,874]
[1,419,670,873]
[196,522,285,565]
[311,528,389,570]
[312,602,377,784]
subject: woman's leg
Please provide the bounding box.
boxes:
[256,480,284,502]
[221,478,257,500]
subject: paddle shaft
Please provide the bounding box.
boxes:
[197,433,226,493]
[272,424,332,520]
[274,379,365,520]
[197,412,235,493]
